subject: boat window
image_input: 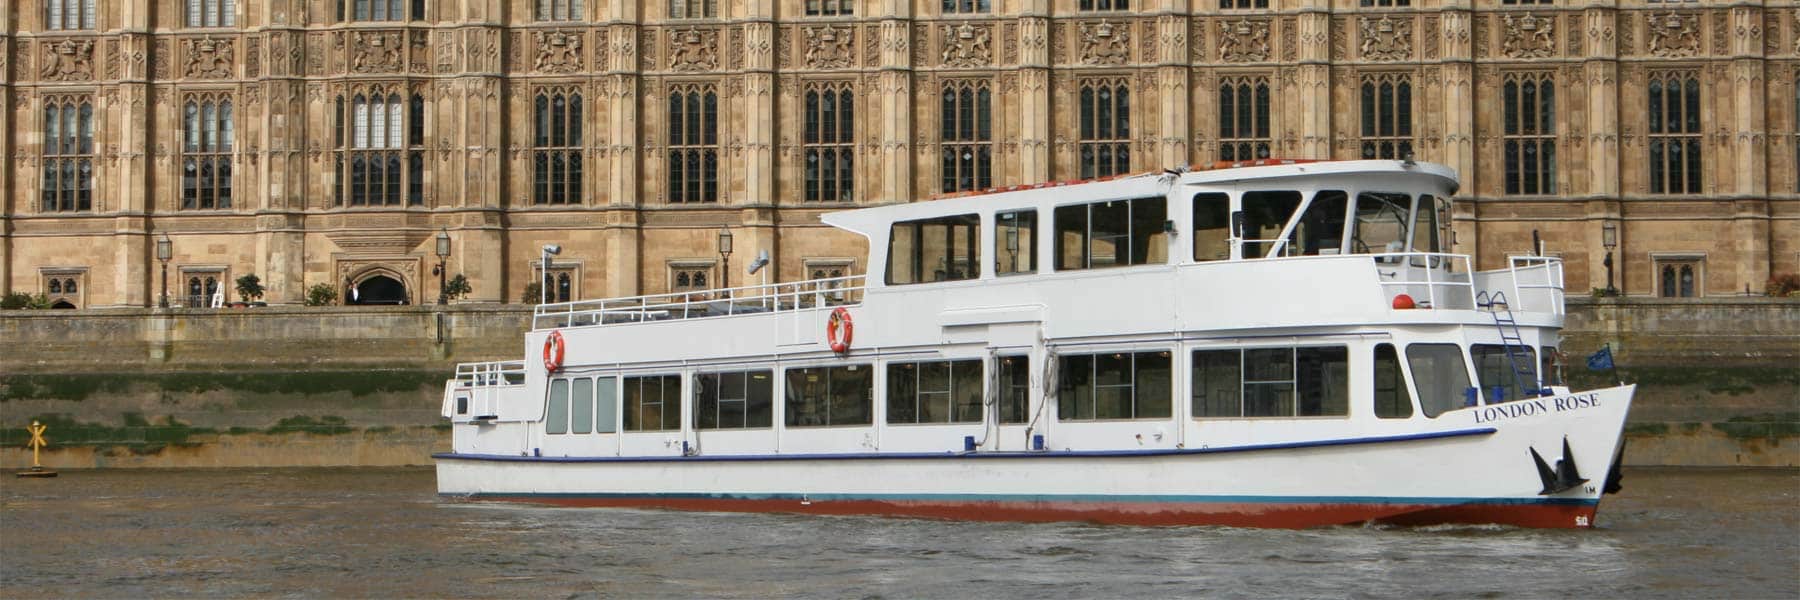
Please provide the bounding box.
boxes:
[1409,194,1445,267]
[695,370,774,429]
[623,374,683,432]
[1241,191,1301,258]
[1054,196,1167,270]
[570,377,594,434]
[887,214,980,285]
[546,377,570,434]
[887,359,983,424]
[998,355,1030,424]
[1373,343,1413,419]
[1192,346,1348,418]
[785,364,873,427]
[1058,351,1171,421]
[994,209,1037,276]
[1192,192,1230,262]
[1296,190,1349,256]
[1407,343,1473,418]
[1471,344,1540,403]
[595,376,618,433]
[1351,192,1410,256]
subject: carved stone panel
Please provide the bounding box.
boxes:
[183,37,236,79]
[1078,21,1130,66]
[669,27,719,72]
[1502,13,1556,59]
[40,39,95,82]
[351,31,405,73]
[1648,12,1701,58]
[805,24,854,69]
[534,30,585,73]
[942,23,993,68]
[1220,19,1271,63]
[245,36,261,77]
[1360,16,1412,62]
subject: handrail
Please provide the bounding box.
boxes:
[1504,255,1565,316]
[1371,252,1473,310]
[531,274,867,330]
[454,360,527,387]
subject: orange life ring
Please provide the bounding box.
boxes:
[826,307,853,354]
[543,330,566,373]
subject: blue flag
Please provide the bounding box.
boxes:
[1587,345,1614,372]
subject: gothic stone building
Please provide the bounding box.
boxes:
[2,0,1797,308]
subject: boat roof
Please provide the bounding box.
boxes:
[821,159,1460,238]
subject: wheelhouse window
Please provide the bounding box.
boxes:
[785,365,873,427]
[182,96,235,210]
[1350,192,1411,255]
[1407,343,1473,418]
[887,359,983,424]
[334,92,426,207]
[1054,197,1167,270]
[1239,191,1301,259]
[187,0,237,27]
[1472,344,1540,403]
[42,97,95,213]
[941,80,993,194]
[998,356,1030,424]
[994,209,1037,276]
[1059,351,1171,421]
[695,370,774,429]
[533,90,583,205]
[1503,73,1557,195]
[1192,192,1230,262]
[1360,74,1414,160]
[668,84,720,203]
[887,214,980,285]
[1648,72,1702,194]
[624,374,683,431]
[546,378,571,434]
[1078,80,1131,178]
[1218,77,1271,161]
[1192,346,1349,418]
[1373,343,1414,418]
[804,83,856,202]
[1294,191,1349,256]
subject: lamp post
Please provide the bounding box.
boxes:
[717,227,734,292]
[540,244,562,305]
[1601,221,1618,297]
[155,233,172,309]
[433,228,451,305]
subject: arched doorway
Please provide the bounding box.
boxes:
[349,274,409,305]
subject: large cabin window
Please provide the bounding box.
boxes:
[785,365,873,427]
[998,356,1030,424]
[1373,343,1414,419]
[1192,346,1348,418]
[887,359,983,424]
[695,370,774,429]
[995,210,1037,276]
[1058,351,1171,421]
[546,378,571,434]
[1409,194,1448,267]
[1295,191,1349,256]
[624,374,683,431]
[887,214,980,285]
[1471,344,1539,403]
[1240,191,1301,259]
[1192,193,1230,262]
[1407,343,1472,418]
[1351,192,1411,255]
[570,377,595,434]
[1054,197,1167,270]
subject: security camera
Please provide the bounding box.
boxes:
[747,250,771,275]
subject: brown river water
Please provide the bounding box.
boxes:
[2,467,1795,598]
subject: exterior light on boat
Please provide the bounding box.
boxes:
[1392,293,1417,310]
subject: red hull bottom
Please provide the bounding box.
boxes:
[456,495,1601,529]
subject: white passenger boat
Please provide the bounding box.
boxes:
[435,159,1634,529]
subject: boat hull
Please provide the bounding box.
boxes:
[436,385,1632,529]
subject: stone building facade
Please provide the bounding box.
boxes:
[2,0,1796,308]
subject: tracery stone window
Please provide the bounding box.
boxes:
[1218,76,1271,162]
[1655,257,1703,298]
[805,0,853,16]
[1220,0,1267,9]
[334,90,426,207]
[940,80,993,194]
[45,0,96,30]
[183,269,225,308]
[186,0,237,27]
[536,0,585,20]
[669,262,714,295]
[43,273,85,309]
[1078,79,1132,179]
[533,89,584,205]
[1359,0,1409,6]
[804,83,856,202]
[667,84,720,204]
[1078,0,1128,11]
[541,267,576,303]
[336,0,425,21]
[1647,72,1702,195]
[669,0,716,19]
[1502,73,1556,195]
[182,95,235,210]
[1359,73,1414,160]
[42,97,95,213]
[942,0,991,14]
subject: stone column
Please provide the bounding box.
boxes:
[0,20,10,294]
[111,8,155,306]
[1156,15,1189,168]
[1294,5,1332,159]
[1729,7,1770,293]
[742,16,778,282]
[1438,7,1474,189]
[601,0,643,296]
[878,20,913,203]
[1017,16,1052,183]
[1583,7,1621,293]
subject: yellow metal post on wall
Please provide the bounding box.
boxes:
[16,421,58,478]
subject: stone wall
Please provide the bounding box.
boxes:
[2,300,1794,468]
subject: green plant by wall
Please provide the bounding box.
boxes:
[235,274,265,303]
[444,274,472,301]
[521,281,542,304]
[1,292,51,310]
[1768,273,1800,297]
[304,283,339,306]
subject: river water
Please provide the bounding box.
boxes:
[2,467,1794,598]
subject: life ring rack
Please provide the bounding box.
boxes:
[826,307,853,354]
[543,330,566,373]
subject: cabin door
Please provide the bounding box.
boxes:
[988,322,1045,451]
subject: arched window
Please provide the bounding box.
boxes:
[804,83,857,202]
[1648,72,1702,195]
[1078,80,1131,179]
[1503,73,1557,195]
[42,97,95,213]
[186,0,236,27]
[1218,76,1271,162]
[536,0,585,20]
[669,0,714,18]
[533,90,584,205]
[49,280,62,294]
[45,0,96,29]
[940,80,992,193]
[1360,73,1414,160]
[336,92,425,206]
[667,85,719,203]
[183,97,235,209]
[338,0,424,21]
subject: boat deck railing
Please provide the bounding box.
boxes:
[1372,252,1476,310]
[532,274,867,330]
[454,360,527,387]
[1500,255,1566,316]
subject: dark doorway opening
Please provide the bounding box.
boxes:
[50,300,77,309]
[350,275,409,305]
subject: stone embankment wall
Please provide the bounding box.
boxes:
[1,300,1794,469]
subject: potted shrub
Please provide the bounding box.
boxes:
[235,274,266,307]
[304,283,338,307]
[444,274,473,303]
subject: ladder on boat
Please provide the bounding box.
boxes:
[1476,290,1541,401]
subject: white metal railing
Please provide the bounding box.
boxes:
[454,360,527,387]
[1372,252,1475,310]
[1503,255,1566,316]
[532,274,867,330]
